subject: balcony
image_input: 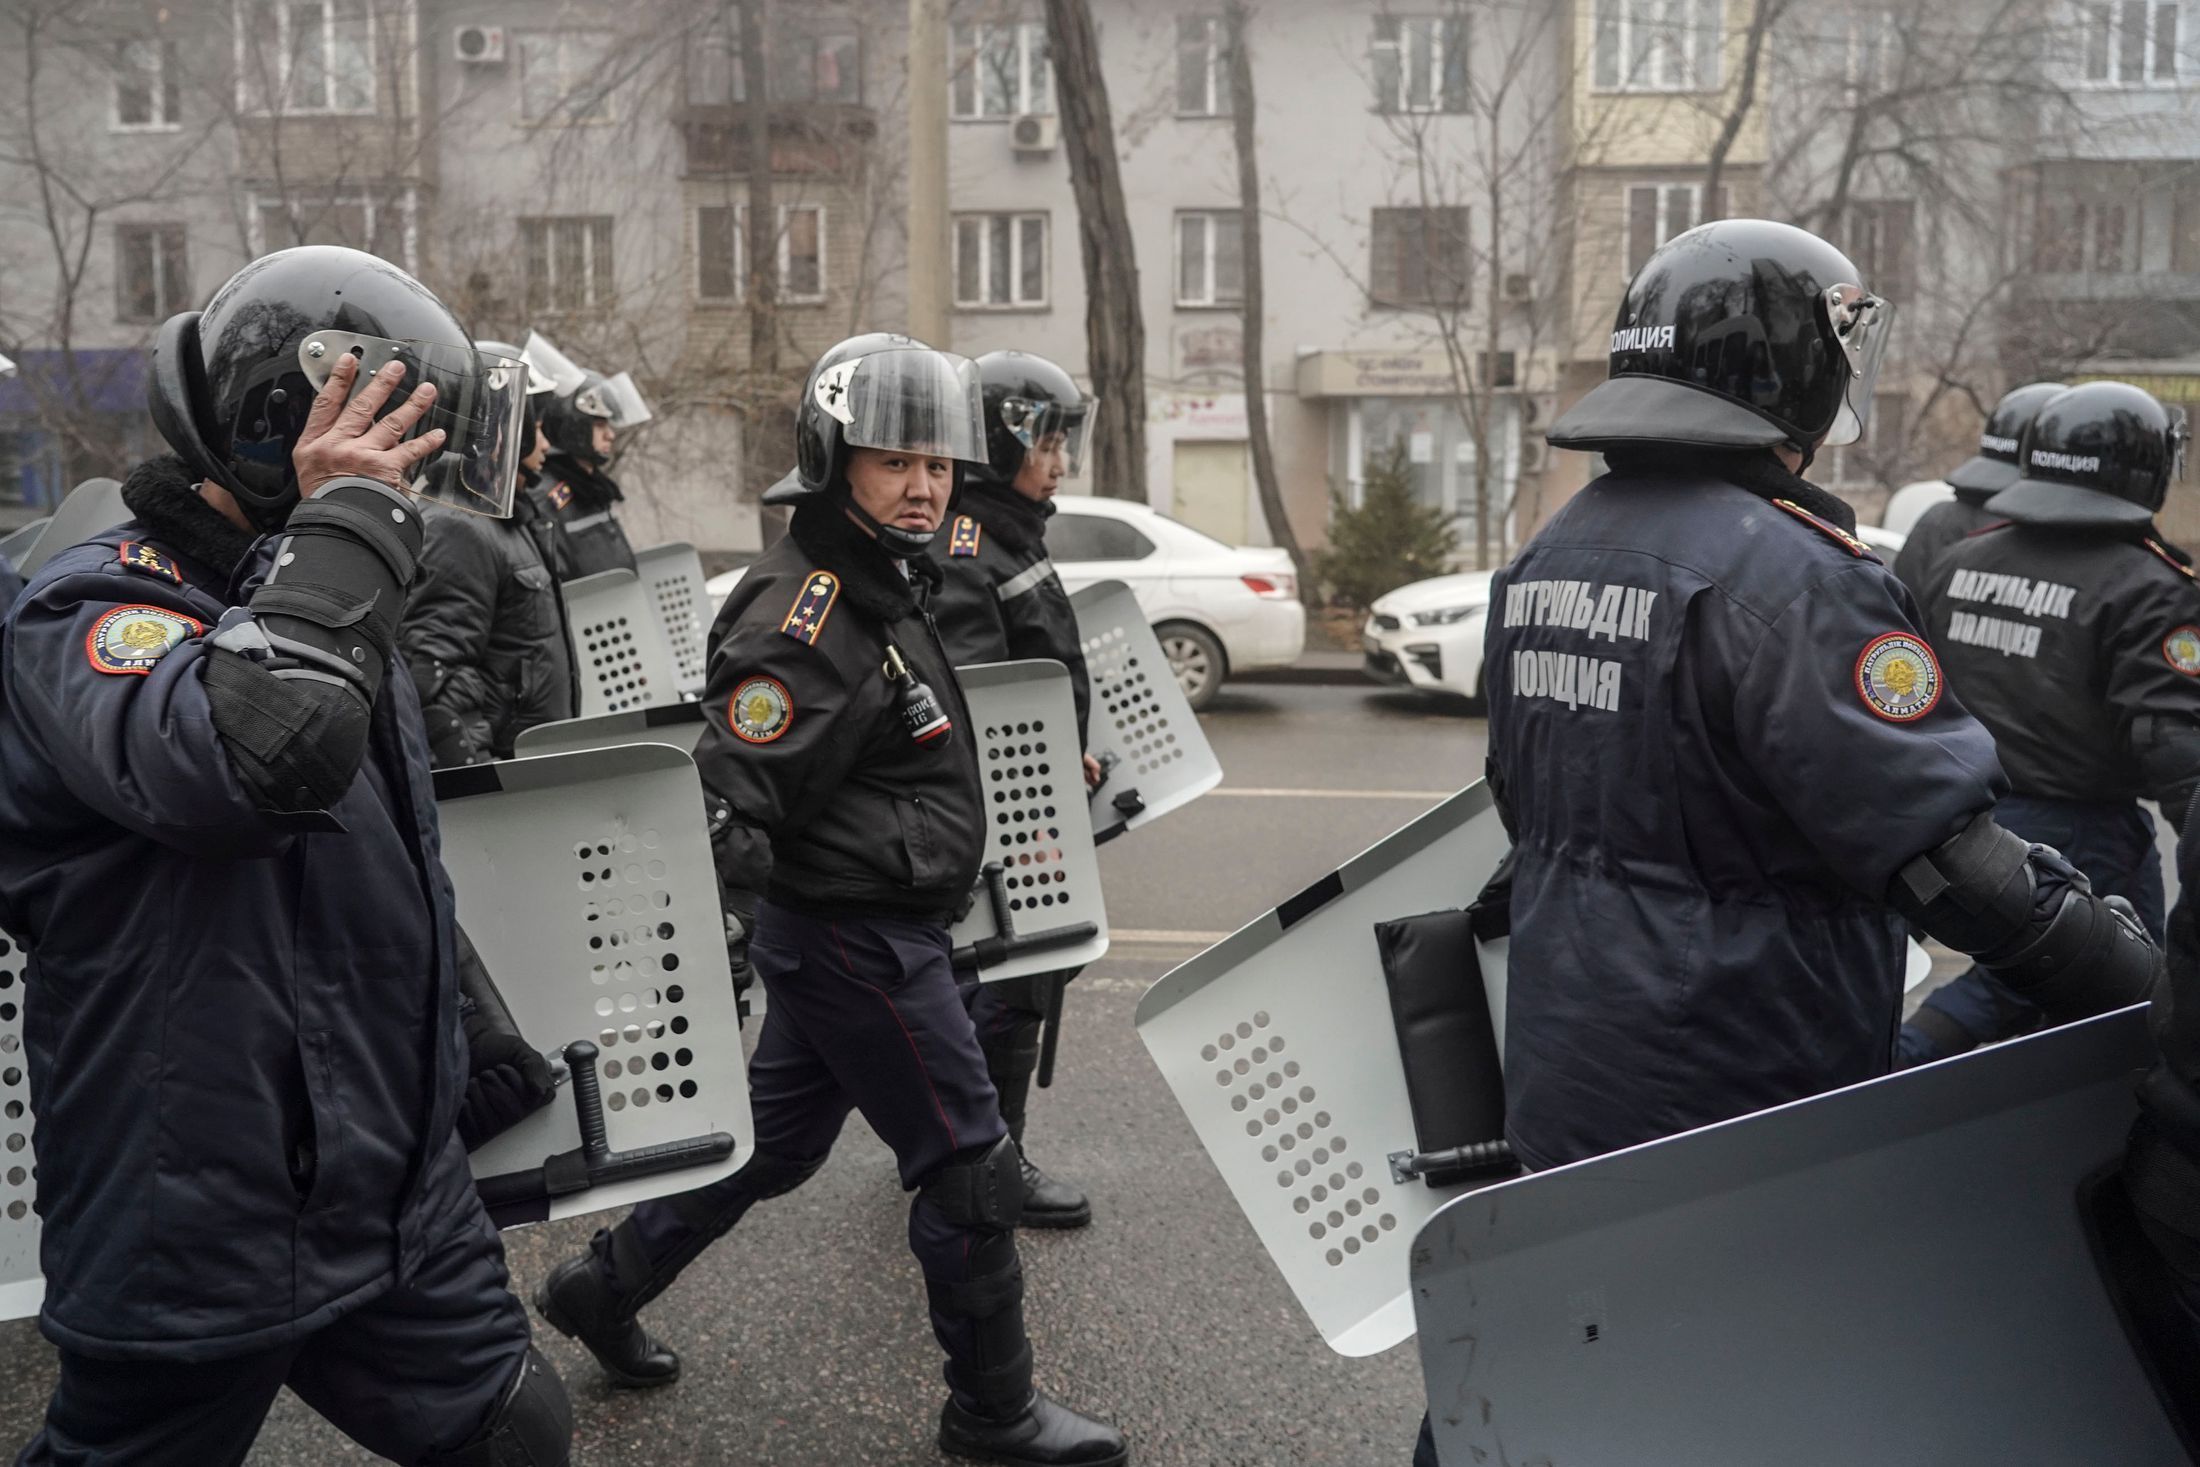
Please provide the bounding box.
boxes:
[678,103,877,178]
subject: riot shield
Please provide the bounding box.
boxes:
[0,519,49,575]
[16,478,129,578]
[634,542,713,701]
[1412,1005,2179,1466]
[560,567,683,717]
[949,660,1110,983]
[1134,782,1510,1356]
[439,744,752,1223]
[514,701,707,761]
[1070,580,1222,842]
[0,927,39,1321]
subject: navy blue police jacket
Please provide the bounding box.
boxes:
[0,464,473,1361]
[1486,456,2005,1170]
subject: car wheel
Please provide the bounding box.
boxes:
[1158,622,1227,711]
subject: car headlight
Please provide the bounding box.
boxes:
[1410,603,1486,627]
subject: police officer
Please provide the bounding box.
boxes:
[1891,381,2064,597]
[401,340,578,767]
[533,364,644,581]
[534,334,1128,1466]
[1418,219,2161,1466]
[1895,382,2196,1066]
[933,350,1102,1230]
[0,247,569,1464]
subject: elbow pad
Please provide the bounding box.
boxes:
[202,646,375,814]
[1892,813,2161,1023]
[2132,714,2200,833]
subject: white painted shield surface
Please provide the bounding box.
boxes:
[634,542,713,700]
[16,479,129,578]
[1070,580,1222,841]
[513,702,708,760]
[0,928,38,1321]
[561,568,683,716]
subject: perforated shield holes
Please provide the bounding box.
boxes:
[635,543,713,700]
[1068,581,1221,840]
[0,930,37,1319]
[559,568,683,718]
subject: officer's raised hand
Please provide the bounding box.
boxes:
[292,352,445,497]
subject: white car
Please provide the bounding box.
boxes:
[1881,479,1954,538]
[704,493,1306,710]
[1360,570,1497,708]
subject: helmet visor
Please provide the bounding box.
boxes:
[1000,395,1098,477]
[579,370,654,430]
[1821,284,1894,447]
[815,349,987,464]
[522,331,588,397]
[299,330,528,518]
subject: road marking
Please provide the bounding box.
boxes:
[1112,928,1232,945]
[1211,786,1453,801]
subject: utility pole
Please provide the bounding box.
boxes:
[906,0,951,346]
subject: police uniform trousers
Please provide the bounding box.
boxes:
[17,1199,530,1467]
[604,903,1019,1406]
[1898,795,2166,1067]
[961,970,1073,1142]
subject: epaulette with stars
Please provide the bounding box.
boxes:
[779,571,841,645]
[1770,499,1880,562]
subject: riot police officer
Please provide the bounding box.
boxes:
[1892,381,2065,597]
[532,358,647,581]
[400,340,579,767]
[1896,382,2197,1066]
[932,350,1102,1230]
[0,248,569,1464]
[534,334,1128,1466]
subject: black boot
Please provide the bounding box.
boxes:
[534,1229,682,1389]
[986,1018,1092,1230]
[939,1393,1130,1467]
[1016,1148,1092,1231]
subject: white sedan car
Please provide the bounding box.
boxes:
[705,493,1305,710]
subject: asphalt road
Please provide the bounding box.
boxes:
[0,683,1485,1467]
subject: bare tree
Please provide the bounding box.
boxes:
[1702,0,1796,216]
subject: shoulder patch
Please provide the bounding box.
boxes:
[949,515,983,558]
[2165,627,2200,677]
[2147,539,2197,581]
[85,604,203,676]
[546,481,573,513]
[779,571,840,646]
[117,541,182,585]
[1772,499,1880,562]
[1855,632,1942,723]
[729,675,795,742]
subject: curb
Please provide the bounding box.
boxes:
[1232,661,1368,688]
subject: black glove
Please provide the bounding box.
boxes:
[724,902,758,996]
[458,1013,556,1151]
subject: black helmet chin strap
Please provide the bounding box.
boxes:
[842,495,938,558]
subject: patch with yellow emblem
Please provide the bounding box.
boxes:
[117,541,182,585]
[1854,632,1942,723]
[2164,626,2200,676]
[729,676,794,743]
[85,605,203,676]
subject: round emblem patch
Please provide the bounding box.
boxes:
[1854,632,1942,723]
[2165,626,2200,677]
[85,605,202,676]
[729,676,793,743]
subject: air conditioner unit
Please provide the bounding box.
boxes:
[1517,438,1548,473]
[1010,114,1059,157]
[454,24,507,65]
[1502,272,1535,303]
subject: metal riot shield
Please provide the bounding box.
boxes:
[16,478,129,578]
[0,928,39,1321]
[1412,1005,2180,1466]
[1135,782,1509,1356]
[950,660,1110,983]
[561,568,683,717]
[1070,580,1222,842]
[438,744,752,1224]
[0,519,49,575]
[634,543,714,701]
[513,701,708,761]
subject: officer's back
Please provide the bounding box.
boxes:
[1891,382,2066,598]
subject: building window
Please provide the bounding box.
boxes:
[1176,210,1244,308]
[1843,199,1913,303]
[697,205,744,302]
[2077,0,2182,85]
[1372,16,1468,113]
[2174,174,2200,272]
[522,216,616,312]
[1176,16,1232,116]
[115,225,189,322]
[519,32,614,123]
[1841,7,1898,94]
[1626,182,1725,275]
[255,190,414,267]
[952,21,1052,119]
[1593,0,1725,92]
[693,206,826,303]
[236,0,375,115]
[780,205,826,302]
[686,25,861,105]
[1370,207,1472,306]
[114,38,180,129]
[955,213,1049,308]
[2032,186,2142,273]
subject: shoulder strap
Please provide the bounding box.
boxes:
[1770,498,1880,562]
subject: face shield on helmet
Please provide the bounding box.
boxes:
[999,395,1098,477]
[576,370,654,430]
[812,349,987,466]
[299,330,529,518]
[1821,283,1894,447]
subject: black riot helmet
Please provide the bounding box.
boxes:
[972,350,1098,487]
[1546,218,1894,461]
[525,331,652,469]
[765,332,988,556]
[150,246,529,530]
[1988,381,2191,529]
[1945,382,2067,501]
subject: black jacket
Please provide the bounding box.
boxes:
[1891,491,1997,600]
[533,457,637,581]
[1921,520,2200,814]
[401,491,578,766]
[0,457,473,1361]
[700,502,985,921]
[1486,450,2005,1170]
[929,480,1091,744]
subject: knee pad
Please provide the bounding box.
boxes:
[919,1135,1025,1232]
[426,1347,571,1467]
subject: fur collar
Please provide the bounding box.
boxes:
[956,479,1051,557]
[789,501,940,621]
[542,454,623,509]
[1606,446,1859,533]
[118,454,259,580]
